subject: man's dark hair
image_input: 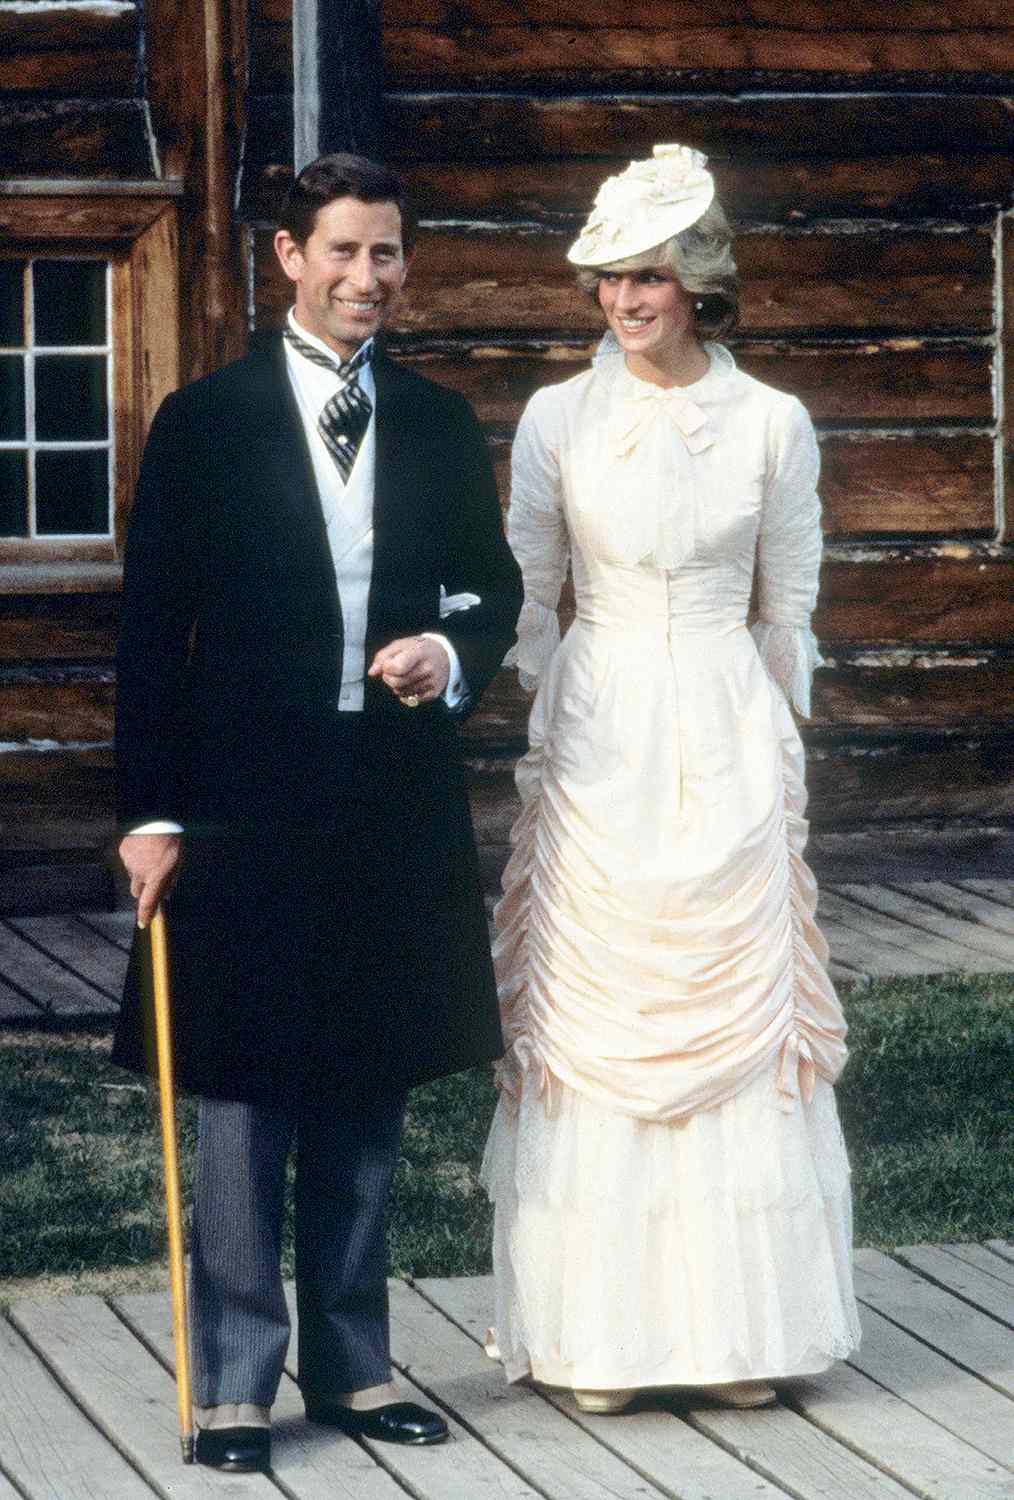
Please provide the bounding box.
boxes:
[279,153,418,252]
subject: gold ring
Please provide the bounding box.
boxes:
[401,692,421,708]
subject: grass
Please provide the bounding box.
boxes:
[0,973,1011,1302]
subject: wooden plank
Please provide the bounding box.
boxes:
[0,194,167,242]
[0,975,45,1020]
[420,1274,796,1500]
[0,1314,157,1500]
[895,880,1014,937]
[955,881,1014,911]
[116,1291,409,1500]
[0,922,115,1015]
[384,27,1014,85]
[815,891,935,974]
[279,1284,554,1499]
[7,914,126,1000]
[77,910,136,953]
[853,1248,1014,1399]
[0,861,115,921]
[9,1296,279,1499]
[807,736,1014,823]
[391,339,994,425]
[686,1399,917,1500]
[893,1245,1014,1327]
[0,102,155,180]
[0,748,114,812]
[941,1242,1014,1291]
[0,674,115,743]
[385,1278,671,1500]
[987,1241,1014,1268]
[385,89,1014,163]
[848,1299,1014,1471]
[786,1357,1014,1500]
[820,436,995,537]
[834,882,1014,967]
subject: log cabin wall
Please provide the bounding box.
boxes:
[0,0,246,911]
[244,0,1014,883]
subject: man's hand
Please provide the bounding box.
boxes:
[368,636,450,704]
[119,833,182,929]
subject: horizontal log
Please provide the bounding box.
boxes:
[392,339,993,425]
[805,731,1014,823]
[0,674,115,743]
[405,156,1013,227]
[820,435,995,536]
[0,49,137,99]
[0,596,120,663]
[463,730,1014,835]
[485,435,996,538]
[0,102,155,180]
[461,652,1014,750]
[0,747,114,808]
[384,26,1014,85]
[394,227,991,336]
[385,92,1014,165]
[817,556,1014,644]
[384,1,1012,27]
[240,94,1014,223]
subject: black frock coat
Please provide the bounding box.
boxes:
[111,339,522,1106]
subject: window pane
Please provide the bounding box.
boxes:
[35,354,108,440]
[0,261,26,347]
[0,450,28,535]
[0,355,26,440]
[34,260,107,346]
[36,449,109,534]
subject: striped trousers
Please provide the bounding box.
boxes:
[189,1093,405,1407]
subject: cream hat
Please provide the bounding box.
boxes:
[567,144,715,267]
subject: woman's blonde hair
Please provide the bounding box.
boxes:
[575,201,739,341]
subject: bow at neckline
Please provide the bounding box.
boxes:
[609,373,714,460]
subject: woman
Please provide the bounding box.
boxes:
[481,145,861,1412]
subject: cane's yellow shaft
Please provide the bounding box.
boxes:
[151,907,195,1463]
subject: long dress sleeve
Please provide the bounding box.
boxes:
[505,391,570,692]
[750,398,824,717]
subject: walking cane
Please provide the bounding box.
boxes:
[150,906,195,1463]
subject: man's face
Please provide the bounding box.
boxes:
[274,196,411,359]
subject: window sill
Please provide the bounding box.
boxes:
[0,562,123,595]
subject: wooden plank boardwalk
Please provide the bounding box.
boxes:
[1,1248,1012,1499]
[0,881,1012,1018]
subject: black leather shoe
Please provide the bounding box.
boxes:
[305,1399,448,1445]
[195,1425,271,1472]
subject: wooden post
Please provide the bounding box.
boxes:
[293,0,385,170]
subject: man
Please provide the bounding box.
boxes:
[113,154,522,1473]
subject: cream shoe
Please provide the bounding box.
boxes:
[573,1388,635,1414]
[706,1380,777,1409]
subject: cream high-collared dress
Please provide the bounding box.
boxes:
[481,343,861,1390]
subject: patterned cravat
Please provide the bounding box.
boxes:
[283,324,374,482]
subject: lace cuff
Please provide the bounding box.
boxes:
[504,599,561,692]
[751,621,823,717]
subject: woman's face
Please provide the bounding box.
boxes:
[596,269,697,364]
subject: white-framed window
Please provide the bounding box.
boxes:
[1,256,115,540]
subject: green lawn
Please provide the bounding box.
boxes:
[1,973,1011,1301]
